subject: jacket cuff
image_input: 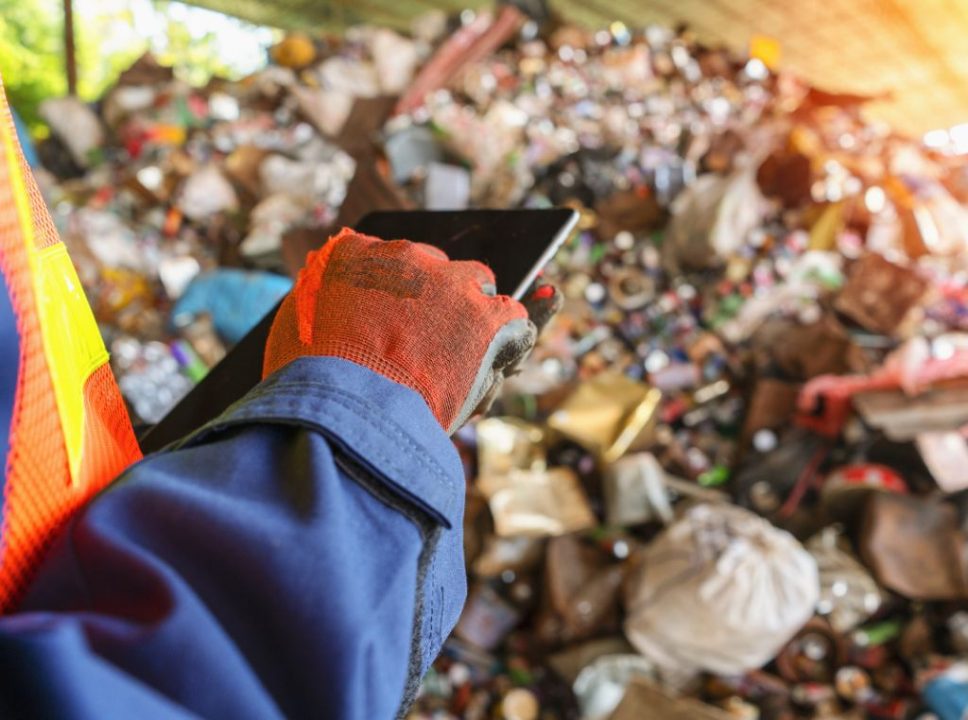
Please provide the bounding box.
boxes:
[177,356,464,528]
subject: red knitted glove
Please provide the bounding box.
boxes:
[264,228,556,434]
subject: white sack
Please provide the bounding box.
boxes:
[624,503,818,676]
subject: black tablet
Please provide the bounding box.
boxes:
[355,209,578,299]
[139,208,578,452]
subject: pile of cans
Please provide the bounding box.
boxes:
[382,12,968,720]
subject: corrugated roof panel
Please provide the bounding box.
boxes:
[183,0,968,136]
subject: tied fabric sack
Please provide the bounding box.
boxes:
[624,504,819,677]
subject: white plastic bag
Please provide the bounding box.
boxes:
[662,165,768,275]
[177,166,238,221]
[370,29,420,94]
[260,153,354,207]
[240,193,310,258]
[39,96,104,167]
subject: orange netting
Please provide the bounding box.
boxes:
[0,80,141,612]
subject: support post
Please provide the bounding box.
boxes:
[64,0,77,96]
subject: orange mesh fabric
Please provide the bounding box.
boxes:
[264,228,527,430]
[0,79,141,612]
[78,363,143,494]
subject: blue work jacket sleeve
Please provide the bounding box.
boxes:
[0,357,468,720]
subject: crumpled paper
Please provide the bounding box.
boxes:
[807,527,882,634]
[478,468,597,538]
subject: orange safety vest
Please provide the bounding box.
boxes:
[0,77,142,612]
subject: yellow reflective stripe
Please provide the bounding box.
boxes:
[1,119,108,485]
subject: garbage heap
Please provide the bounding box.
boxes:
[38,49,363,423]
[34,8,968,720]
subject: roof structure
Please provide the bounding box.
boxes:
[185,0,968,137]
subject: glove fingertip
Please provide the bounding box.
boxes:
[523,283,563,331]
[532,284,555,301]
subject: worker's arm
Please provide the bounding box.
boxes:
[0,355,467,720]
[0,231,556,720]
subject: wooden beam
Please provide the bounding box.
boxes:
[64,0,77,95]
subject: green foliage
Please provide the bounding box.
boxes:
[151,1,234,85]
[0,0,66,131]
[0,0,270,139]
[74,4,147,102]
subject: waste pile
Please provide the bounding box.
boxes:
[32,7,968,719]
[38,48,366,423]
[389,13,968,720]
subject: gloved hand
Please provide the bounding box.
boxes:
[264,228,561,434]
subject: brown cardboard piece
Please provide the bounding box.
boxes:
[859,493,968,601]
[609,679,731,720]
[834,254,928,335]
[853,384,968,441]
[534,534,625,645]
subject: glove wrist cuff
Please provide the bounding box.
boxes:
[270,340,444,428]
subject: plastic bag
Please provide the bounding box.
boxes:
[177,165,238,221]
[172,269,293,344]
[573,654,657,720]
[289,85,354,138]
[807,527,882,633]
[260,152,355,207]
[370,28,420,94]
[241,194,312,258]
[39,96,104,167]
[662,165,768,275]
